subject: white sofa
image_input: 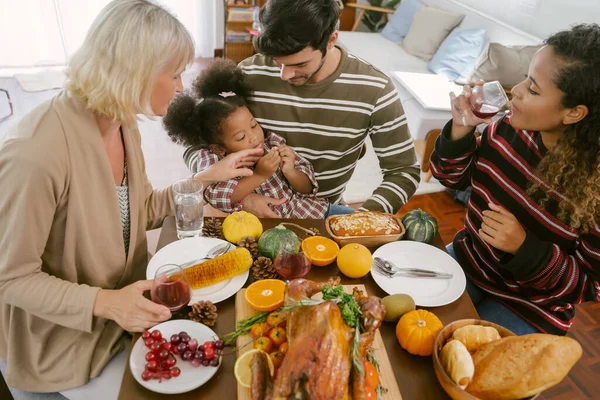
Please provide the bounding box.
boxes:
[339,0,542,203]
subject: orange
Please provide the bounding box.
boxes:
[245,279,286,312]
[301,236,339,267]
[336,243,372,278]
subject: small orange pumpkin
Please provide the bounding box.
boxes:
[396,309,443,356]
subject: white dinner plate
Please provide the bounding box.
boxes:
[147,237,248,304]
[130,320,221,394]
[371,241,466,307]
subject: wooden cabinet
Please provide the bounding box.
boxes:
[224,0,267,63]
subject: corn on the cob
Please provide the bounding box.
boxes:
[184,247,253,289]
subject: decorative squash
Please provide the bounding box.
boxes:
[222,211,263,244]
[396,309,443,356]
[257,225,300,260]
[401,209,438,243]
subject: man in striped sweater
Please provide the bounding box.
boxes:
[185,0,419,216]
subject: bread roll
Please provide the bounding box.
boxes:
[466,334,582,400]
[441,340,474,389]
[452,325,501,353]
[329,211,401,237]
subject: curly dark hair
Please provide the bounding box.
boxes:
[529,24,600,232]
[163,58,250,147]
[254,0,340,57]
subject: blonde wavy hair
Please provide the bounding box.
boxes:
[529,24,600,233]
[66,0,194,125]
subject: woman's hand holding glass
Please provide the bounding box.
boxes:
[449,80,493,140]
[93,280,172,332]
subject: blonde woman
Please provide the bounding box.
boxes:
[0,1,261,398]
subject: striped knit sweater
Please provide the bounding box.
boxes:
[184,46,419,214]
[431,114,600,335]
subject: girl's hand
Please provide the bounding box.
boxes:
[255,148,281,178]
[196,147,264,184]
[277,145,296,174]
[479,203,527,255]
[449,80,492,140]
[93,280,171,332]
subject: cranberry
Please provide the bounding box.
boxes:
[145,352,156,362]
[151,330,162,340]
[144,338,155,348]
[215,339,224,350]
[142,330,151,340]
[141,370,153,381]
[170,367,181,377]
[170,334,181,345]
[210,358,219,367]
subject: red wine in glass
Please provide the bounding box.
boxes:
[470,103,502,118]
[274,250,311,279]
[468,80,508,119]
[151,265,192,312]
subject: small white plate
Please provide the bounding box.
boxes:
[147,237,248,304]
[371,241,466,307]
[130,320,221,394]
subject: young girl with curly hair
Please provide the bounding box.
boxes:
[431,24,600,335]
[164,58,355,218]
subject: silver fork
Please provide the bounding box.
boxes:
[178,242,235,269]
[373,257,453,279]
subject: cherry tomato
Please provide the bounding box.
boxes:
[278,342,289,354]
[268,327,286,347]
[266,311,286,328]
[364,361,379,389]
[254,337,273,354]
[250,322,270,338]
[269,351,285,369]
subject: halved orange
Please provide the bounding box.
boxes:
[245,279,286,312]
[301,236,339,267]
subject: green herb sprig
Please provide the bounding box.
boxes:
[322,285,362,329]
[221,311,270,345]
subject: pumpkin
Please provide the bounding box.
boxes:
[258,225,300,259]
[222,211,263,244]
[401,209,438,243]
[396,309,443,356]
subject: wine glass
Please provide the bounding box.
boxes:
[468,81,509,119]
[151,264,192,312]
[274,249,312,279]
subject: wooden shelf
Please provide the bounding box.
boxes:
[223,0,266,62]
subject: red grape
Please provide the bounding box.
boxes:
[141,370,153,381]
[165,356,176,368]
[170,367,181,377]
[182,350,193,361]
[193,351,204,361]
[210,358,219,367]
[158,349,169,360]
[177,342,187,354]
[146,360,158,372]
[170,334,181,345]
[215,340,224,350]
[203,341,215,350]
[150,342,161,354]
[145,352,156,362]
[180,335,190,344]
[162,372,171,380]
[187,339,198,352]
[151,330,162,340]
[144,338,155,348]
[191,359,200,368]
[142,330,151,340]
[159,338,167,345]
[179,331,188,339]
[204,348,215,360]
[201,359,210,366]
[161,342,172,352]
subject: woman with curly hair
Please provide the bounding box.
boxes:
[431,24,600,335]
[164,58,355,218]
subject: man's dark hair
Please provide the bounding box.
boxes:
[254,0,340,57]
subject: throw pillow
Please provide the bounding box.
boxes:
[427,28,487,82]
[470,43,542,87]
[381,0,421,42]
[402,4,464,61]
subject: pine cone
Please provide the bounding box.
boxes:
[238,236,259,260]
[306,227,321,238]
[188,300,218,326]
[252,257,279,280]
[202,218,224,239]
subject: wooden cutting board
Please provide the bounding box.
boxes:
[235,284,403,400]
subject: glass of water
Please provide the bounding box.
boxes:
[173,178,204,239]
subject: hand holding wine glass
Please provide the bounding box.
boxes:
[151,264,192,313]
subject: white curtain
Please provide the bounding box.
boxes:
[0,0,221,69]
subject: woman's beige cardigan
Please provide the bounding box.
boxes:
[0,91,175,392]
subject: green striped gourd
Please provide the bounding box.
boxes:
[401,209,438,243]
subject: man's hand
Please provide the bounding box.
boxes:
[277,145,296,175]
[241,193,286,218]
[255,148,281,179]
[479,203,526,255]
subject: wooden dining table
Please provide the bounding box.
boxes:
[117,217,599,400]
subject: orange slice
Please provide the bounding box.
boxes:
[302,236,339,267]
[245,279,286,312]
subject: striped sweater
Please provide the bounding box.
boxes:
[430,114,600,335]
[184,46,419,213]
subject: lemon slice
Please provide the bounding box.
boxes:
[234,349,274,388]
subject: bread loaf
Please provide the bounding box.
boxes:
[466,334,582,400]
[452,325,501,353]
[441,340,475,389]
[329,211,401,237]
